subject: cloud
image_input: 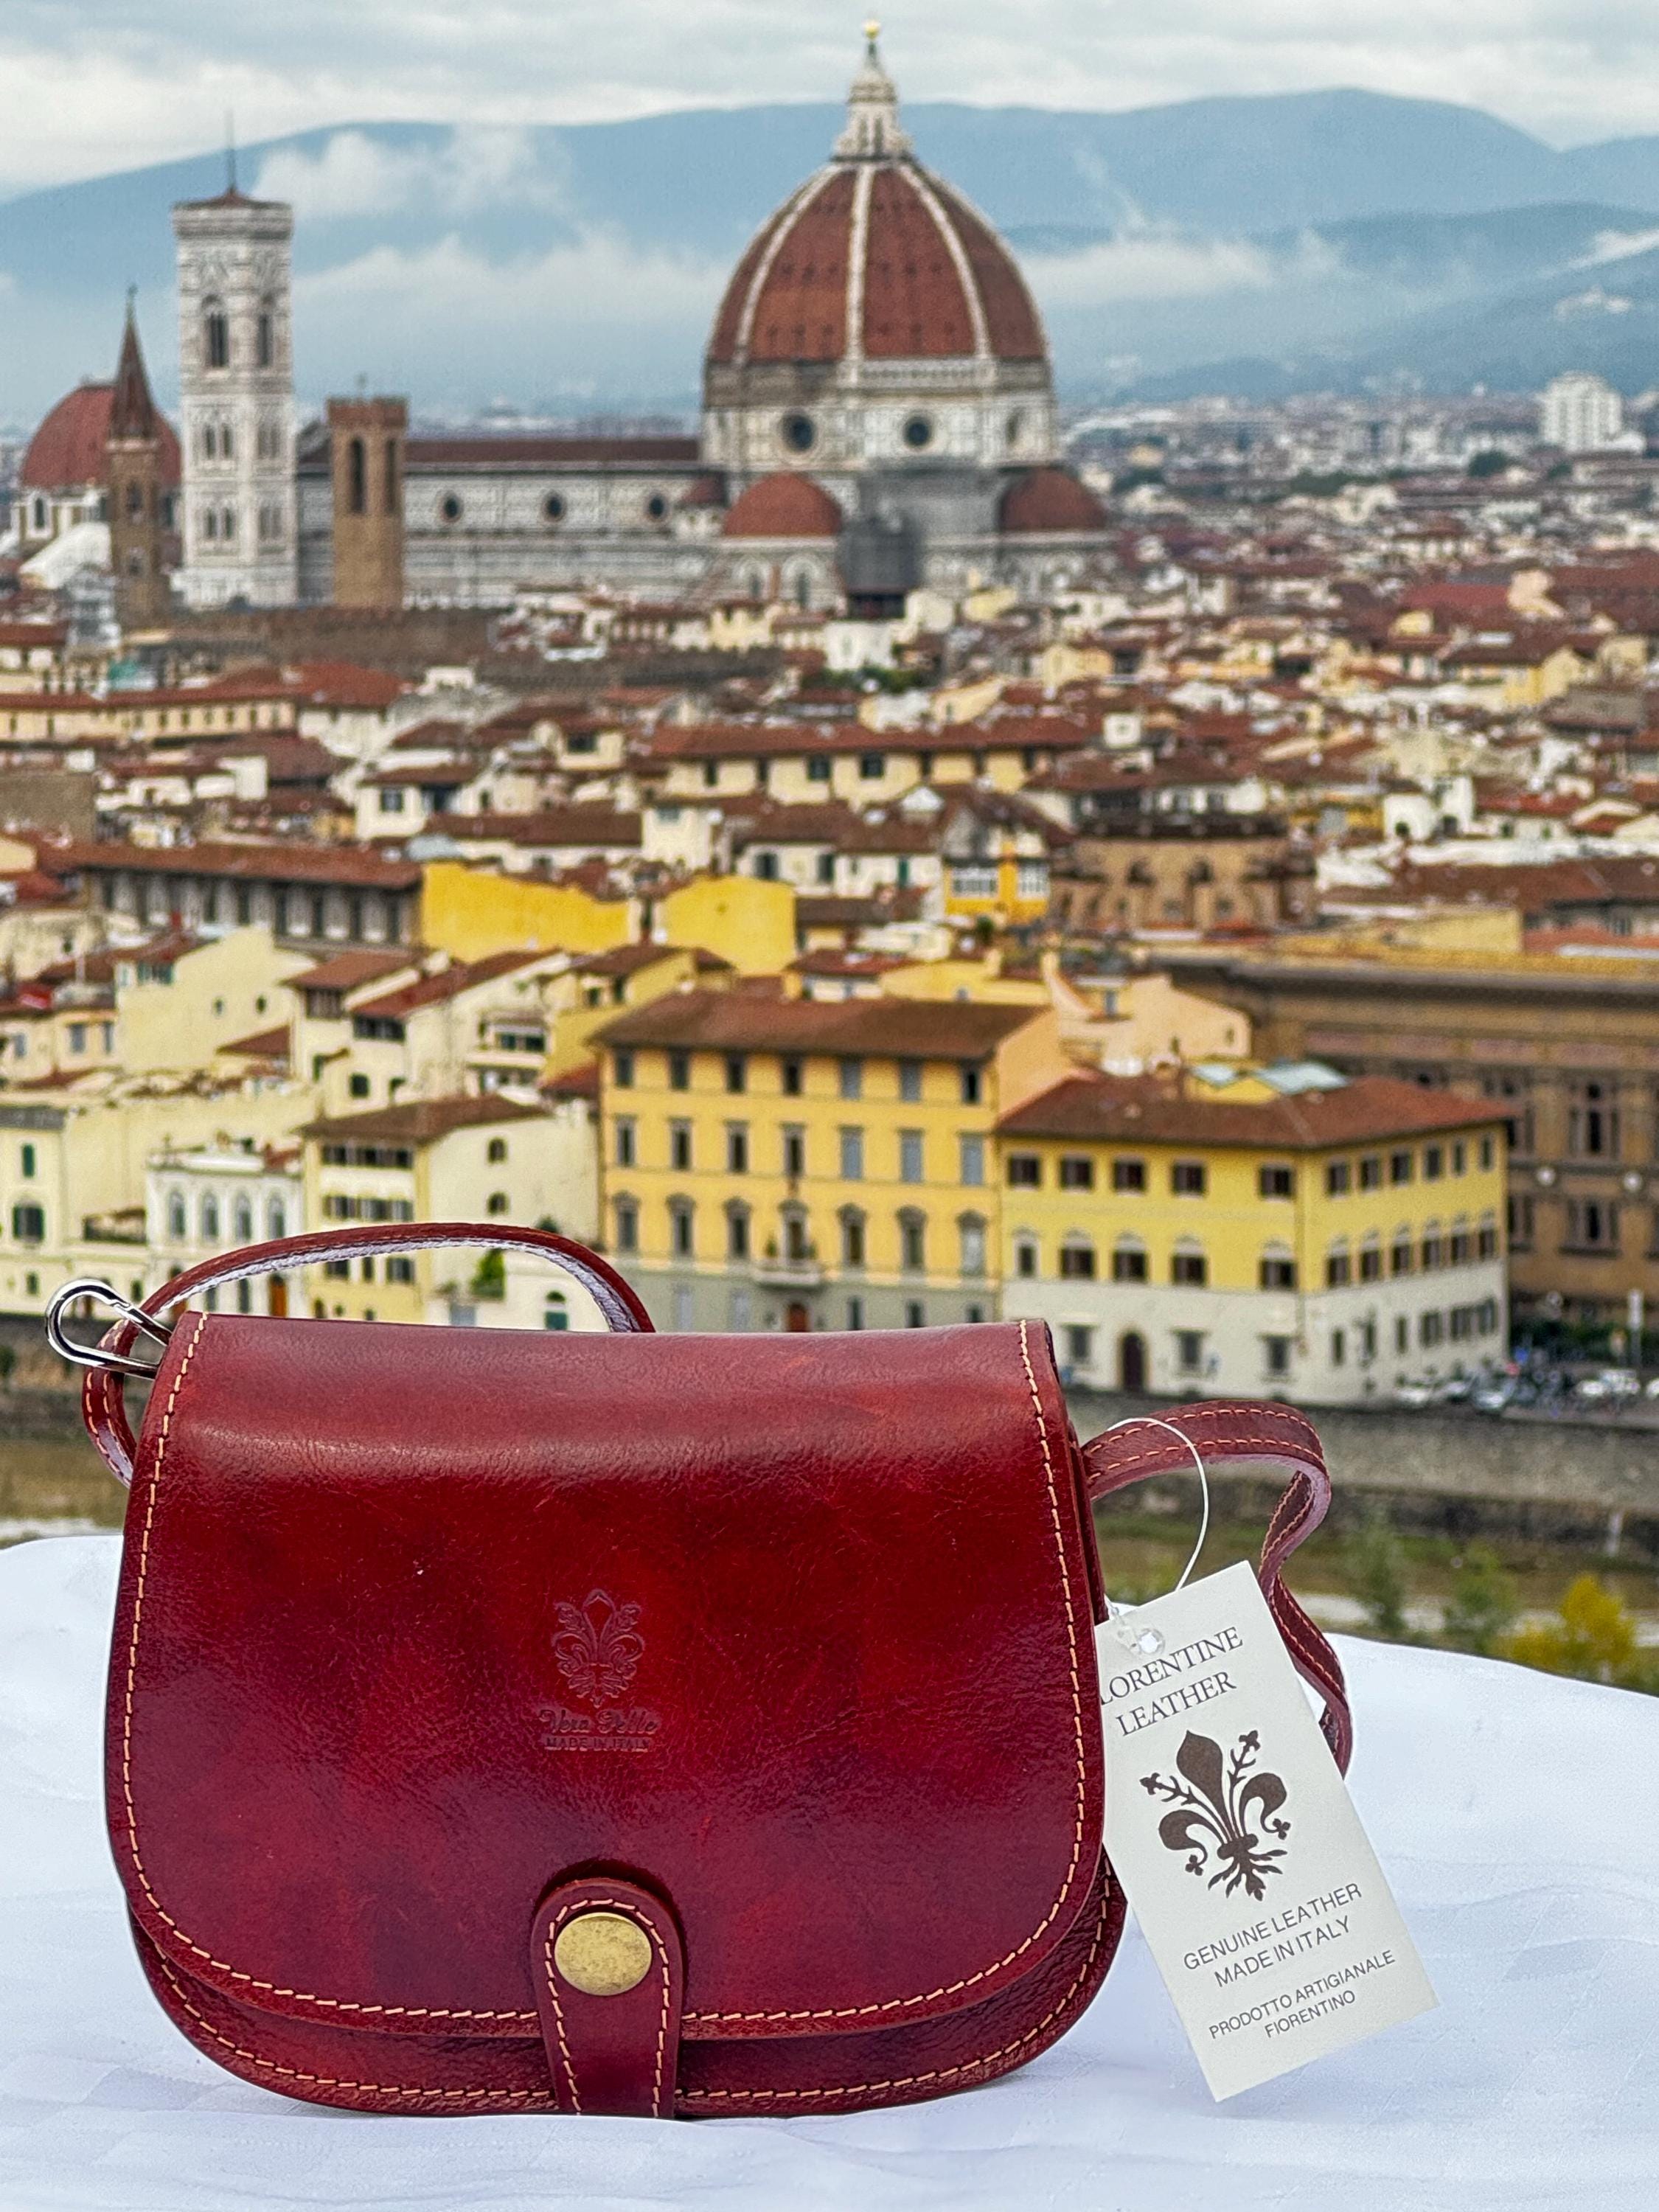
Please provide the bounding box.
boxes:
[1578,226,1659,268]
[1026,228,1343,307]
[253,126,564,221]
[296,227,721,328]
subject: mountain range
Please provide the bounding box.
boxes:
[7,88,1659,425]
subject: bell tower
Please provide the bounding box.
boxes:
[105,292,169,629]
[172,169,297,608]
[327,394,407,608]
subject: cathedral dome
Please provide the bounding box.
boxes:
[701,28,1056,487]
[722,472,843,538]
[21,380,181,492]
[999,467,1109,537]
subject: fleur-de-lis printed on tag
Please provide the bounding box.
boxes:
[1141,1728,1291,1902]
[552,1590,644,1708]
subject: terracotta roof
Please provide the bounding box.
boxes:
[216,1023,289,1061]
[20,380,181,491]
[299,1095,546,1144]
[721,473,844,540]
[594,987,1037,1060]
[709,156,1043,369]
[574,943,731,976]
[541,1060,601,1100]
[286,949,414,993]
[349,950,547,1020]
[998,1074,1503,1150]
[447,807,642,849]
[59,839,421,889]
[291,662,411,711]
[999,469,1109,538]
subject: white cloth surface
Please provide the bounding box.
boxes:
[1,1534,1655,2212]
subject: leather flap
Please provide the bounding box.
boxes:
[111,1313,1102,2044]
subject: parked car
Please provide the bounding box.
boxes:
[1472,1378,1518,1414]
[1392,1377,1437,1408]
[1573,1368,1640,1403]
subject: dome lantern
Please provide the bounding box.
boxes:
[836,21,911,160]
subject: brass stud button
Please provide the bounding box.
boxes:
[553,1910,653,1997]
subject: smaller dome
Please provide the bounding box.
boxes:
[21,381,181,492]
[722,473,844,540]
[999,467,1107,538]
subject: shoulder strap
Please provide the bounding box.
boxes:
[1079,1401,1353,1773]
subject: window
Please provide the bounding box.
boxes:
[1014,1235,1037,1279]
[726,1123,748,1175]
[12,1202,45,1244]
[959,1134,985,1186]
[1060,1239,1096,1280]
[840,1208,866,1269]
[379,786,406,814]
[204,299,229,369]
[781,1056,804,1097]
[961,1065,982,1106]
[845,1295,864,1330]
[1263,1335,1293,1378]
[1330,1329,1346,1368]
[1420,1311,1444,1349]
[669,1200,695,1259]
[668,1051,691,1092]
[614,1117,637,1168]
[1016,860,1048,902]
[839,1127,864,1180]
[1259,1251,1297,1290]
[1390,1150,1413,1185]
[201,1195,220,1242]
[1565,1198,1620,1251]
[1326,1161,1352,1197]
[898,1060,922,1103]
[69,1023,86,1054]
[1479,1135,1495,1171]
[1424,1145,1444,1181]
[669,1120,693,1172]
[726,1203,750,1262]
[807,755,832,784]
[1006,1153,1041,1189]
[1063,1326,1096,1371]
[257,296,275,367]
[782,1126,806,1179]
[1059,1155,1094,1191]
[485,1192,509,1217]
[1481,1073,1534,1157]
[1111,1239,1147,1284]
[613,1050,634,1088]
[380,1256,413,1286]
[1175,1330,1205,1375]
[858,754,886,782]
[1421,1224,1444,1270]
[167,1192,187,1239]
[613,1197,639,1253]
[1391,1229,1413,1276]
[1171,1161,1206,1196]
[724,1053,746,1094]
[1477,1215,1499,1260]
[268,1200,286,1239]
[903,413,933,450]
[899,1211,926,1272]
[1360,1241,1382,1283]
[233,1194,253,1242]
[1259,1164,1294,1199]
[1359,1154,1382,1190]
[1112,1158,1146,1192]
[959,1215,987,1276]
[20,1144,35,1179]
[439,493,463,524]
[487,1136,508,1164]
[950,863,998,900]
[838,1058,863,1101]
[905,1301,926,1329]
[899,1130,925,1183]
[1325,1248,1352,1288]
[1452,1140,1467,1175]
[1568,1079,1619,1160]
[1171,1244,1208,1287]
[347,437,367,515]
[1508,1195,1534,1248]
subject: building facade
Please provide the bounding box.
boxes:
[172,181,298,608]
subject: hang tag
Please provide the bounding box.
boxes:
[1100,1560,1436,2100]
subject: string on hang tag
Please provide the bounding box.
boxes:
[1098,1416,1211,1661]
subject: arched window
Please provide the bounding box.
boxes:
[486,1191,509,1217]
[726,1200,751,1262]
[384,439,400,513]
[669,1198,695,1258]
[1110,1235,1146,1284]
[125,481,145,519]
[233,1194,254,1242]
[1324,1240,1352,1289]
[781,1204,812,1263]
[792,567,813,611]
[257,296,275,369]
[267,1197,286,1239]
[958,1212,987,1277]
[1171,1237,1207,1286]
[221,421,234,461]
[204,299,229,369]
[486,1136,507,1164]
[543,1290,569,1332]
[1013,1232,1038,1279]
[31,495,46,532]
[201,1194,220,1242]
[613,1196,639,1253]
[1259,1242,1297,1290]
[220,504,237,543]
[167,1192,187,1241]
[839,1206,866,1269]
[347,436,367,515]
[1060,1233,1097,1280]
[202,507,218,543]
[898,1208,926,1273]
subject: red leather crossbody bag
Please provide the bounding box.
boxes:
[62,1222,1351,2121]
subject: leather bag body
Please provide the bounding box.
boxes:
[78,1222,1351,2120]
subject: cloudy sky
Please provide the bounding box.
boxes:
[3,0,1658,193]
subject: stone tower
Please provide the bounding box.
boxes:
[105,293,170,629]
[327,395,407,608]
[172,176,297,608]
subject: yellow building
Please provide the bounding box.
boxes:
[996,1066,1507,1405]
[592,990,1071,1332]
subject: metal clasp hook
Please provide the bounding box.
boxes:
[44,1279,175,1380]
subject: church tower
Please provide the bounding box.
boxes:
[327,394,407,608]
[105,294,169,629]
[172,173,297,608]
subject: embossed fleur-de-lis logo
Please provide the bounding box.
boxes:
[552,1590,644,1708]
[1141,1728,1291,1902]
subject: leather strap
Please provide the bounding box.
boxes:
[532,1874,684,2118]
[83,1221,654,1486]
[1080,1402,1354,1773]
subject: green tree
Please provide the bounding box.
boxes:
[470,1249,506,1301]
[1441,1548,1517,1656]
[1346,1508,1408,1640]
[1467,448,1512,479]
